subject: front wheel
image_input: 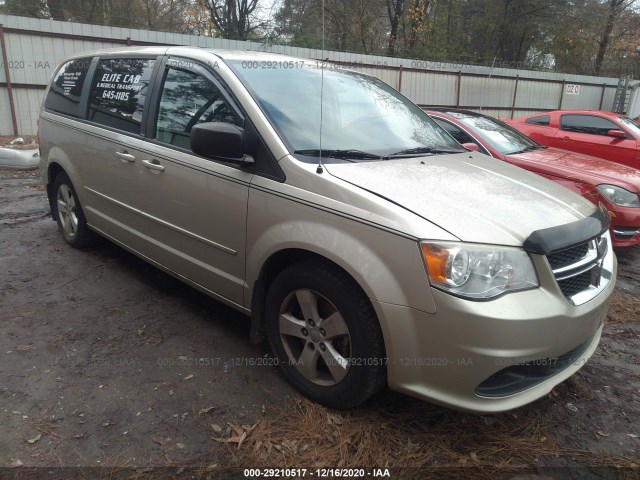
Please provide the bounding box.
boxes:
[265,260,386,409]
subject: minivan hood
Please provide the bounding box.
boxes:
[325,153,597,246]
[506,147,640,192]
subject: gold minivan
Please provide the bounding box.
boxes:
[39,47,616,412]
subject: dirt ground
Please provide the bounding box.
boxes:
[1,168,639,480]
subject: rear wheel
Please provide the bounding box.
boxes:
[52,172,100,248]
[265,260,386,409]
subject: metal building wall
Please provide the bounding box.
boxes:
[0,14,629,135]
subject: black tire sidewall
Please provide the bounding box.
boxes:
[265,261,385,409]
[52,172,95,248]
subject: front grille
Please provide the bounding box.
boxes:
[548,243,589,270]
[557,270,592,297]
[547,235,607,305]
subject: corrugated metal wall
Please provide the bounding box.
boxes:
[0,14,628,135]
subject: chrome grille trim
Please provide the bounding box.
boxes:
[548,232,612,306]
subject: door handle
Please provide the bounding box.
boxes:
[562,136,570,142]
[116,151,135,162]
[142,159,165,172]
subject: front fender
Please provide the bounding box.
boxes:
[245,194,437,315]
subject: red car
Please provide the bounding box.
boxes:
[426,108,640,248]
[504,110,640,169]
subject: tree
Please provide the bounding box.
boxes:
[385,0,405,56]
[5,0,46,17]
[203,0,265,40]
[593,0,637,74]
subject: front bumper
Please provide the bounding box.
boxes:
[376,253,616,413]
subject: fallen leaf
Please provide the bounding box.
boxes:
[9,458,23,468]
[597,430,610,437]
[470,452,478,461]
[17,345,32,352]
[176,442,187,450]
[184,374,194,380]
[27,433,41,444]
[199,406,219,415]
[237,431,248,448]
[229,423,244,437]
[327,414,342,425]
[152,436,165,445]
[101,421,113,427]
[169,389,174,396]
[405,439,419,452]
[73,433,84,439]
[210,423,223,434]
[628,433,639,438]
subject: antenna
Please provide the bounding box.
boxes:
[316,0,326,174]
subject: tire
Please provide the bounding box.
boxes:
[265,259,386,409]
[52,172,100,248]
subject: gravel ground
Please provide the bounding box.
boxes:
[1,168,639,479]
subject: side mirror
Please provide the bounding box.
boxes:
[461,142,479,152]
[607,129,626,139]
[190,122,252,164]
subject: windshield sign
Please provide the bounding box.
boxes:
[226,60,461,159]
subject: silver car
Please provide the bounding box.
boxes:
[39,47,616,412]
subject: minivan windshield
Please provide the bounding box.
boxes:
[226,60,462,159]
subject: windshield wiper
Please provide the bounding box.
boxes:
[294,149,382,160]
[388,147,465,157]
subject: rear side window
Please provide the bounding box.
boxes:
[525,115,550,126]
[87,58,154,134]
[560,114,621,136]
[45,58,92,118]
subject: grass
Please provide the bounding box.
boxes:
[216,395,638,479]
[607,292,640,324]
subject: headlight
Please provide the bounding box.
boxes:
[420,242,539,300]
[596,184,640,207]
